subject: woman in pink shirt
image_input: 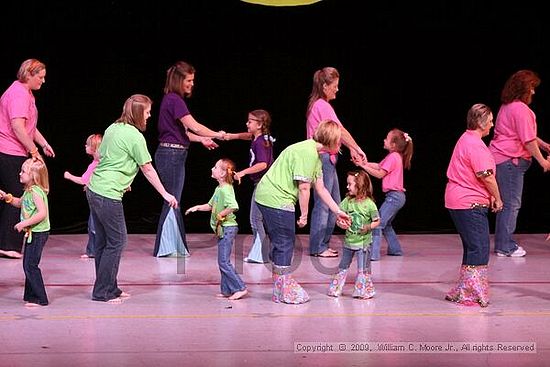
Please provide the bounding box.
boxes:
[357,128,413,260]
[489,70,550,257]
[306,67,366,258]
[0,59,55,259]
[445,104,503,307]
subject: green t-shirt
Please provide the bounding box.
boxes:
[208,184,239,237]
[255,139,322,210]
[340,196,379,249]
[21,185,50,233]
[89,122,152,200]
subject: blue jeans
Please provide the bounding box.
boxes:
[494,158,531,255]
[246,186,270,262]
[23,231,49,305]
[153,146,189,256]
[339,246,371,273]
[85,213,96,257]
[218,226,246,296]
[257,203,296,266]
[309,153,340,255]
[371,190,406,260]
[86,189,127,302]
[448,208,490,266]
[0,152,26,253]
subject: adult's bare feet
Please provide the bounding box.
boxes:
[229,289,248,300]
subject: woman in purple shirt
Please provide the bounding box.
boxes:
[153,61,225,257]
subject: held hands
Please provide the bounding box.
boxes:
[297,213,307,228]
[336,210,352,230]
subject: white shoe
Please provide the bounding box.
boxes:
[496,246,526,257]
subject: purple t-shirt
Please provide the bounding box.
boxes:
[157,92,191,147]
[249,135,274,184]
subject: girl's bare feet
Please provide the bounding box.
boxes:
[216,293,229,298]
[228,289,248,300]
[120,291,131,298]
[106,297,123,304]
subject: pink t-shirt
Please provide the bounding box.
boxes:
[81,159,99,185]
[445,130,496,209]
[489,101,537,164]
[306,99,342,139]
[380,151,404,192]
[0,81,38,156]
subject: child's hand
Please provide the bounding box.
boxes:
[185,206,198,215]
[0,189,6,199]
[546,233,550,241]
[233,172,243,185]
[14,222,25,233]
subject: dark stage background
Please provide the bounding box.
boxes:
[1,1,548,235]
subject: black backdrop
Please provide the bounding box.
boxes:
[1,1,548,235]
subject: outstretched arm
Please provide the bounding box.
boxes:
[181,114,225,139]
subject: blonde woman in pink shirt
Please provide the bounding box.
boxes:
[444,103,502,307]
[489,70,550,257]
[357,128,413,261]
[0,59,55,259]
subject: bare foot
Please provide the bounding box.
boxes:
[120,291,131,298]
[24,302,42,307]
[80,254,91,259]
[0,250,23,259]
[216,293,229,298]
[106,297,123,304]
[228,289,248,300]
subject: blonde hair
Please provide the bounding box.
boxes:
[86,133,103,152]
[117,94,152,131]
[22,158,49,194]
[219,158,237,185]
[17,59,46,83]
[312,119,341,152]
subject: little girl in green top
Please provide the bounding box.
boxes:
[328,170,380,299]
[186,158,248,300]
[0,158,50,306]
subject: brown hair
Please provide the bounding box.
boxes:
[501,70,540,105]
[249,109,273,147]
[347,170,374,201]
[164,61,196,97]
[307,67,339,117]
[388,128,413,170]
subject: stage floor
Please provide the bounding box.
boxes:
[1,233,549,367]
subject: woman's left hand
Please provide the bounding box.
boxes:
[42,144,55,158]
[163,192,178,208]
